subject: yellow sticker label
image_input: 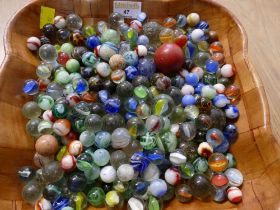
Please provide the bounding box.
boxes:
[40,6,55,29]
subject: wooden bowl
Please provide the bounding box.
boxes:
[1,0,280,209]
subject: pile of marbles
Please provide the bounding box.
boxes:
[20,10,243,210]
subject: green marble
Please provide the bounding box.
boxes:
[73,119,86,133]
[140,132,157,150]
[100,29,120,45]
[134,85,150,101]
[37,95,54,110]
[54,69,71,85]
[180,162,195,179]
[52,103,68,118]
[148,196,161,210]
[217,77,231,87]
[87,187,105,207]
[66,59,80,73]
[193,157,208,173]
[202,73,217,85]
[226,153,237,168]
[71,192,87,210]
[82,25,96,38]
[157,131,177,153]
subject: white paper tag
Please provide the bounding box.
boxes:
[113,1,142,18]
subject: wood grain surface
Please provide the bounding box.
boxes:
[213,0,280,145]
[0,0,280,210]
[1,0,280,143]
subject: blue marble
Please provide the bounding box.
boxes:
[212,94,229,108]
[98,90,110,104]
[171,75,185,89]
[123,51,139,66]
[132,180,149,196]
[149,179,167,197]
[195,82,205,94]
[182,95,196,106]
[102,42,118,52]
[125,66,139,81]
[205,59,219,74]
[22,79,39,95]
[176,14,187,28]
[185,73,199,87]
[147,46,156,54]
[223,123,238,144]
[52,197,70,210]
[81,67,94,79]
[224,105,239,119]
[137,57,156,79]
[86,36,101,50]
[187,33,192,42]
[104,98,120,113]
[213,188,226,202]
[130,151,150,173]
[119,23,129,36]
[185,41,197,59]
[125,112,137,121]
[124,97,138,112]
[147,148,165,163]
[196,20,209,30]
[137,35,149,46]
[74,78,88,94]
[67,172,87,192]
[137,12,147,23]
[214,137,229,153]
